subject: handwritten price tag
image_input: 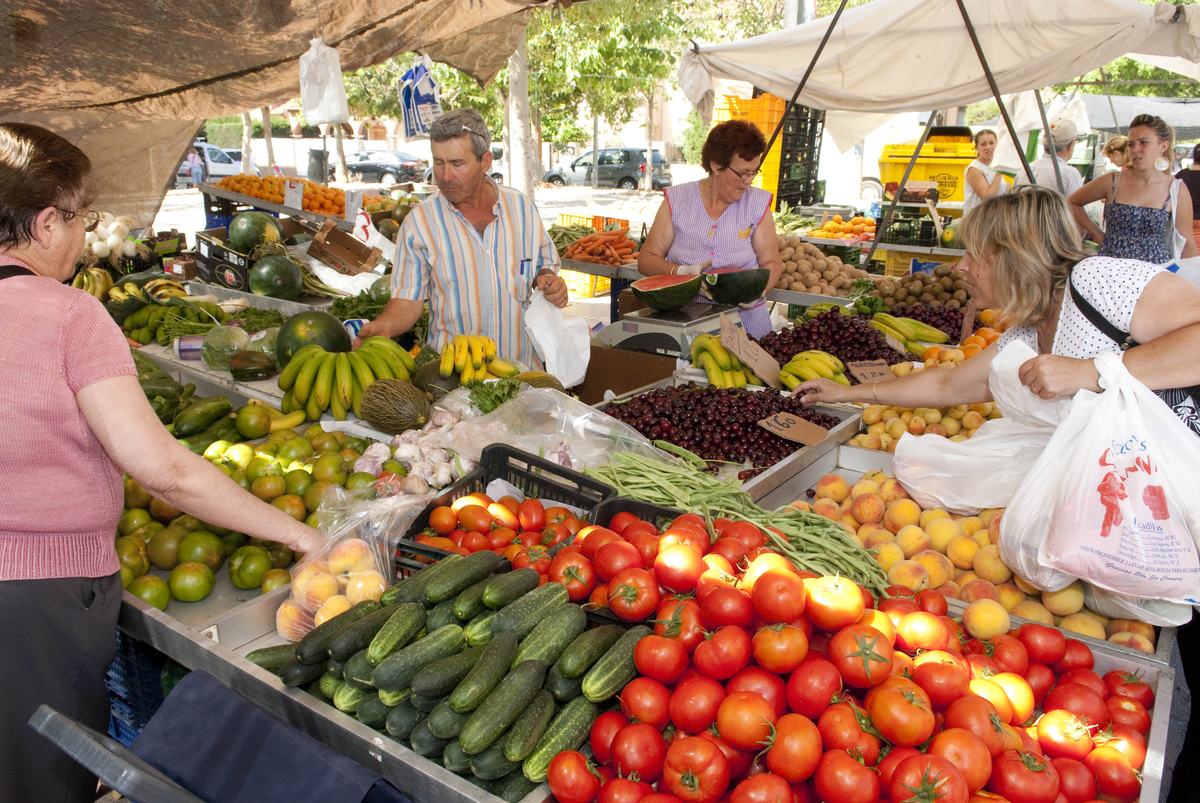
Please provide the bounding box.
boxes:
[343,189,364,222]
[283,179,305,210]
[758,412,829,446]
[846,359,892,384]
[718,314,782,388]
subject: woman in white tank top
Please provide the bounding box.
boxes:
[963,129,1008,214]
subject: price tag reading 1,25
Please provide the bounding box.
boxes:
[757,412,829,446]
[846,359,892,384]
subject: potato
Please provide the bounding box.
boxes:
[780,247,795,261]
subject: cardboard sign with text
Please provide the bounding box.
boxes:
[283,179,305,210]
[343,189,364,222]
[846,359,892,384]
[718,313,781,388]
[758,412,829,446]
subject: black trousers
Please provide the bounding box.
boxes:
[0,574,121,803]
[1167,615,1199,802]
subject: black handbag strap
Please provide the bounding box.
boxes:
[1067,276,1140,351]
[0,264,34,280]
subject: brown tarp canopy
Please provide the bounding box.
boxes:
[2,0,543,223]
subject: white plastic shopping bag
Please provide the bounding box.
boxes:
[894,341,1070,514]
[1002,352,1200,604]
[524,289,590,388]
[299,38,349,125]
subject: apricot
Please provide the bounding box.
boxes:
[860,433,884,450]
[945,404,969,419]
[887,559,930,592]
[995,583,1026,612]
[884,499,922,533]
[927,424,949,437]
[1108,632,1155,654]
[963,599,1010,639]
[1059,612,1106,640]
[919,508,951,529]
[896,525,932,558]
[850,479,881,499]
[1107,618,1156,644]
[275,599,316,642]
[913,549,954,589]
[946,535,980,569]
[875,542,906,572]
[812,498,843,521]
[862,405,885,425]
[961,411,986,430]
[941,417,963,436]
[297,570,339,611]
[925,517,962,552]
[1011,599,1055,626]
[814,474,851,502]
[959,578,999,603]
[327,537,376,575]
[789,499,812,512]
[345,569,387,604]
[849,493,886,525]
[972,545,1012,584]
[314,594,352,626]
[1042,582,1084,616]
[886,418,908,441]
[891,362,914,377]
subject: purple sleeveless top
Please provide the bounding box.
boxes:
[665,181,772,270]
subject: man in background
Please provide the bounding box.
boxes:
[1016,119,1083,197]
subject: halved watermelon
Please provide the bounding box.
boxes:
[630,274,702,311]
[702,267,770,304]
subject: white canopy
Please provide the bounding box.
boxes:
[680,0,1200,150]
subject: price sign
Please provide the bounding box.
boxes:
[846,359,892,384]
[960,299,978,345]
[757,412,829,446]
[343,189,364,222]
[718,313,782,388]
[283,179,305,210]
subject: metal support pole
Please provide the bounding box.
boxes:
[1099,68,1123,135]
[954,0,1035,184]
[863,109,940,267]
[1034,89,1065,194]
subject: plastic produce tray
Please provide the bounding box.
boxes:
[105,631,167,745]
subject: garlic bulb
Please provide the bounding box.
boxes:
[423,448,449,465]
[397,475,430,495]
[429,409,460,428]
[431,463,453,487]
[391,443,419,463]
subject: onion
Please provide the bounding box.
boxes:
[84,231,98,246]
[94,223,110,240]
[110,222,129,239]
[122,240,137,257]
[91,241,111,258]
[105,234,123,251]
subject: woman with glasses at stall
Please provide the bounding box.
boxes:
[637,120,783,336]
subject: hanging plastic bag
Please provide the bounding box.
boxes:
[1002,352,1200,604]
[298,38,349,125]
[894,341,1070,514]
[524,289,590,388]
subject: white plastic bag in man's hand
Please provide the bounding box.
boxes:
[894,341,1070,514]
[299,38,349,125]
[524,289,590,388]
[1003,352,1200,604]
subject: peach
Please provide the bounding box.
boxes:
[1012,574,1040,595]
[886,419,908,441]
[925,517,962,552]
[1107,618,1156,644]
[297,570,340,610]
[812,498,843,521]
[275,599,316,642]
[896,525,931,558]
[850,493,886,525]
[789,499,812,512]
[946,535,980,569]
[919,508,951,529]
[972,545,1012,584]
[862,405,885,425]
[959,578,999,603]
[874,542,906,572]
[314,594,352,626]
[887,559,930,593]
[979,508,1002,527]
[972,530,992,548]
[961,411,985,430]
[879,477,910,503]
[1011,599,1055,626]
[863,469,888,484]
[845,528,864,547]
[995,583,1026,612]
[327,537,377,575]
[1108,632,1155,654]
[957,516,984,536]
[344,570,387,604]
[860,433,884,450]
[1059,612,1106,640]
[963,599,1010,639]
[861,525,896,549]
[941,417,963,436]
[841,515,862,536]
[956,570,980,586]
[814,474,851,502]
[1042,582,1084,616]
[988,528,1002,545]
[884,499,922,533]
[913,549,954,589]
[940,580,962,599]
[945,404,969,419]
[850,479,882,499]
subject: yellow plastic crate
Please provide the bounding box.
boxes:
[883,248,962,278]
[879,131,976,202]
[556,214,631,233]
[561,269,612,299]
[714,94,785,199]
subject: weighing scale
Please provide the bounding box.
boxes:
[594,302,735,356]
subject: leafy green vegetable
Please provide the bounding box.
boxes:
[848,279,884,315]
[330,291,388,321]
[467,378,522,414]
[229,307,284,333]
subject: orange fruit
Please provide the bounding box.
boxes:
[921,345,943,361]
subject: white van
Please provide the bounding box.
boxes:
[175,141,253,187]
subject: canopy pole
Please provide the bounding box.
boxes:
[1099,67,1123,135]
[1033,90,1065,195]
[761,0,849,158]
[863,109,940,267]
[954,0,1035,184]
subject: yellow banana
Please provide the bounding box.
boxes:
[799,355,835,380]
[334,352,353,409]
[728,353,743,372]
[304,387,323,422]
[350,375,364,418]
[800,350,843,375]
[439,344,456,379]
[453,335,469,374]
[269,410,307,432]
[356,346,394,381]
[720,369,737,388]
[329,381,348,420]
[482,337,497,361]
[290,349,326,404]
[280,390,297,415]
[745,372,764,386]
[692,334,733,371]
[731,369,747,387]
[784,361,821,382]
[697,352,724,387]
[279,344,324,391]
[831,372,851,386]
[460,361,476,384]
[487,357,520,378]
[476,366,493,381]
[312,352,337,411]
[347,350,376,392]
[779,371,802,391]
[873,313,919,342]
[468,335,485,369]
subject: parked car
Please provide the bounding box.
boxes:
[342,149,428,184]
[175,141,247,187]
[424,145,507,184]
[544,148,671,190]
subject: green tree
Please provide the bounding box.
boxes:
[682,111,709,163]
[1054,57,1200,100]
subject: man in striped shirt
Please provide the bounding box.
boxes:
[355,109,567,368]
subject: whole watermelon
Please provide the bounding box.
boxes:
[369,275,392,304]
[276,310,351,365]
[248,255,302,300]
[228,211,283,254]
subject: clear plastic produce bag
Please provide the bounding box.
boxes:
[298,38,349,125]
[1002,352,1200,605]
[894,341,1070,514]
[524,289,590,388]
[276,490,431,642]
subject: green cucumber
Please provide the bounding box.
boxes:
[318,672,343,700]
[464,610,499,647]
[409,692,441,713]
[408,719,447,757]
[543,663,583,703]
[279,659,326,688]
[424,549,502,604]
[503,689,555,762]
[365,603,426,666]
[426,699,471,740]
[378,688,410,707]
[471,742,519,781]
[557,624,625,679]
[328,603,401,661]
[492,582,569,640]
[521,696,600,783]
[341,650,375,691]
[425,599,458,632]
[356,693,391,728]
[512,604,586,667]
[371,624,465,691]
[493,772,538,803]
[173,396,232,437]
[441,741,472,775]
[449,631,519,713]
[295,600,382,664]
[481,569,539,609]
[332,684,368,713]
[452,577,492,621]
[383,555,463,605]
[458,660,548,755]
[581,625,650,703]
[326,657,347,678]
[410,646,483,698]
[245,643,296,673]
[384,702,421,741]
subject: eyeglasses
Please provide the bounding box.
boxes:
[725,165,760,182]
[59,208,101,231]
[450,122,485,141]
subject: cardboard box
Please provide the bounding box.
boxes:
[573,342,678,404]
[194,218,313,291]
[306,221,382,276]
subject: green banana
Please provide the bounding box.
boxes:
[312,352,337,411]
[350,375,364,418]
[334,352,353,409]
[291,349,326,405]
[900,318,951,344]
[278,345,324,391]
[346,350,377,392]
[360,341,407,381]
[356,346,395,381]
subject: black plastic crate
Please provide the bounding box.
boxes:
[877,214,952,247]
[105,631,167,746]
[201,190,275,230]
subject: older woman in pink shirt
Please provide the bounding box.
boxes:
[0,123,323,802]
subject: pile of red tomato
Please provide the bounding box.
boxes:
[539,513,1158,803]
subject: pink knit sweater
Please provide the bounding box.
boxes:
[0,265,135,580]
